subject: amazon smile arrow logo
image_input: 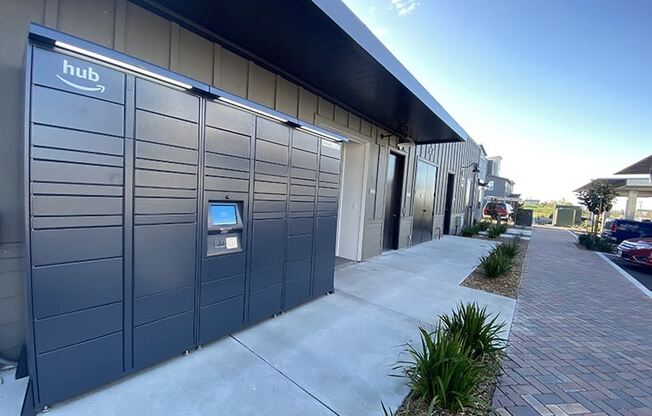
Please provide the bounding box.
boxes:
[56,74,105,93]
[58,59,106,94]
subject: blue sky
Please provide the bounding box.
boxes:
[342,0,651,207]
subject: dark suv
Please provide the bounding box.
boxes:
[602,219,652,243]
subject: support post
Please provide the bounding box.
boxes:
[625,190,638,219]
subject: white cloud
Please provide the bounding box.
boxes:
[390,0,420,16]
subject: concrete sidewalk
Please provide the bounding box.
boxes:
[493,227,652,416]
[3,236,516,416]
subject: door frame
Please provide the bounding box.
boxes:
[383,149,406,251]
[316,118,370,262]
[443,171,456,235]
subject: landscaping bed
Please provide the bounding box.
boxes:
[386,303,506,416]
[393,354,502,416]
[460,237,529,299]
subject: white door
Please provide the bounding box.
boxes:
[336,140,367,261]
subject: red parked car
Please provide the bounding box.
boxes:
[483,202,513,221]
[617,238,652,269]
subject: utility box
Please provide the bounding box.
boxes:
[23,40,341,409]
[555,204,582,225]
[514,209,533,226]
[553,208,576,227]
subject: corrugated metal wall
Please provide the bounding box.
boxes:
[410,138,483,237]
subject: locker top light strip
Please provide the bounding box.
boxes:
[54,41,193,90]
[217,96,288,123]
[298,125,344,143]
[52,38,347,143]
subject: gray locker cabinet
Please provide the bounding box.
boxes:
[248,118,290,323]
[199,100,253,345]
[25,42,343,409]
[28,47,126,405]
[313,140,342,296]
[285,130,319,309]
[132,78,199,370]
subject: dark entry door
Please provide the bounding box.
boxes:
[383,152,404,250]
[443,173,455,234]
[413,161,437,244]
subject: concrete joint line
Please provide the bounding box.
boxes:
[596,252,652,299]
[230,335,341,416]
[335,289,431,328]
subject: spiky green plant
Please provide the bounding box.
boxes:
[494,239,520,259]
[395,326,485,412]
[440,302,506,359]
[461,225,481,237]
[480,251,513,278]
[477,221,491,231]
[486,224,503,239]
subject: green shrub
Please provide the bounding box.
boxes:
[578,233,615,253]
[477,221,491,231]
[440,302,506,359]
[396,326,484,412]
[480,251,513,277]
[486,224,503,238]
[461,225,480,237]
[494,239,520,259]
[497,223,508,234]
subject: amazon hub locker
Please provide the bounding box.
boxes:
[23,40,341,409]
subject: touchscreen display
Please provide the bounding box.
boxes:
[210,204,237,226]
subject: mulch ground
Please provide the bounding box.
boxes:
[392,235,528,416]
[460,237,529,299]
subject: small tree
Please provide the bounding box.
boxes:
[576,182,617,235]
[485,201,500,224]
[511,200,523,222]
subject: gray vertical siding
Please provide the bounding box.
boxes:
[409,138,483,238]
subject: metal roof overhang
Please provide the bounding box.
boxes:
[136,0,468,145]
[574,177,652,197]
[615,155,652,176]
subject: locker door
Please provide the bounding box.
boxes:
[28,47,126,405]
[199,100,253,344]
[285,130,319,309]
[248,118,290,323]
[313,139,341,296]
[132,78,199,369]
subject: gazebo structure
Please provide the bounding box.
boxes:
[575,155,652,220]
[615,154,652,178]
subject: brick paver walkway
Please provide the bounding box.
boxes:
[493,227,652,416]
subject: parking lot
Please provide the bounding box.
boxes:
[606,254,652,290]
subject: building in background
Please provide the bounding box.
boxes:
[483,155,519,207]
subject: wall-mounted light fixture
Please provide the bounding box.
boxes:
[397,137,415,149]
[462,162,480,173]
[54,41,193,90]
